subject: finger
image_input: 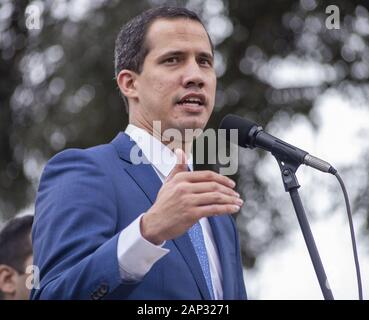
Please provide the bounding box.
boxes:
[197,204,241,217]
[189,182,240,197]
[178,170,236,188]
[166,148,188,182]
[192,192,243,207]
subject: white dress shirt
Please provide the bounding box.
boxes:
[117,124,223,299]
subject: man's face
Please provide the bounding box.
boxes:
[130,18,216,137]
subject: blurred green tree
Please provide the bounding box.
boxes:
[1,0,368,268]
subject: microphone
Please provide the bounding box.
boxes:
[219,114,337,174]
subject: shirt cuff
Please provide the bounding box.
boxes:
[117,213,170,281]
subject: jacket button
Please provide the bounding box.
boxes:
[91,292,100,300]
[99,283,109,295]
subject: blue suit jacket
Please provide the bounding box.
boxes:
[31,132,247,300]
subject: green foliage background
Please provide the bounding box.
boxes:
[1,0,369,268]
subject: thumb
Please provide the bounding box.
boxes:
[166,149,188,182]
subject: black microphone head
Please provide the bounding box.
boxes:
[219,114,260,147]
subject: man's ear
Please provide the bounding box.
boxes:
[117,69,139,100]
[0,265,17,297]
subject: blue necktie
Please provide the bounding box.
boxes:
[188,222,215,300]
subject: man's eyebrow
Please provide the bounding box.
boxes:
[157,50,214,59]
[198,52,214,61]
[158,50,184,59]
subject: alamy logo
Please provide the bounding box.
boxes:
[325,5,340,30]
[25,265,40,290]
[25,5,42,30]
[129,121,239,175]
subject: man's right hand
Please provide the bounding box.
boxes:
[140,149,243,245]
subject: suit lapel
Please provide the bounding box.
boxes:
[111,132,212,299]
[111,132,162,203]
[208,216,234,299]
[125,164,162,204]
[172,235,212,300]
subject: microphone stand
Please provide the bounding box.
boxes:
[276,158,334,300]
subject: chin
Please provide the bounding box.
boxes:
[180,117,207,131]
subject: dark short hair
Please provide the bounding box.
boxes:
[114,6,214,112]
[0,215,33,273]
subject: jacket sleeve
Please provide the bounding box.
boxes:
[31,148,126,299]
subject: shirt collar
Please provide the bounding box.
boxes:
[125,124,193,178]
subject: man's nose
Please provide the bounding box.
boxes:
[182,60,205,89]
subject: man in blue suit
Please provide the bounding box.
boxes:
[31,7,247,300]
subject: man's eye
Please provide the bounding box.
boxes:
[199,58,212,67]
[164,57,179,64]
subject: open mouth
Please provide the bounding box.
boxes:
[176,94,206,108]
[178,98,203,106]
